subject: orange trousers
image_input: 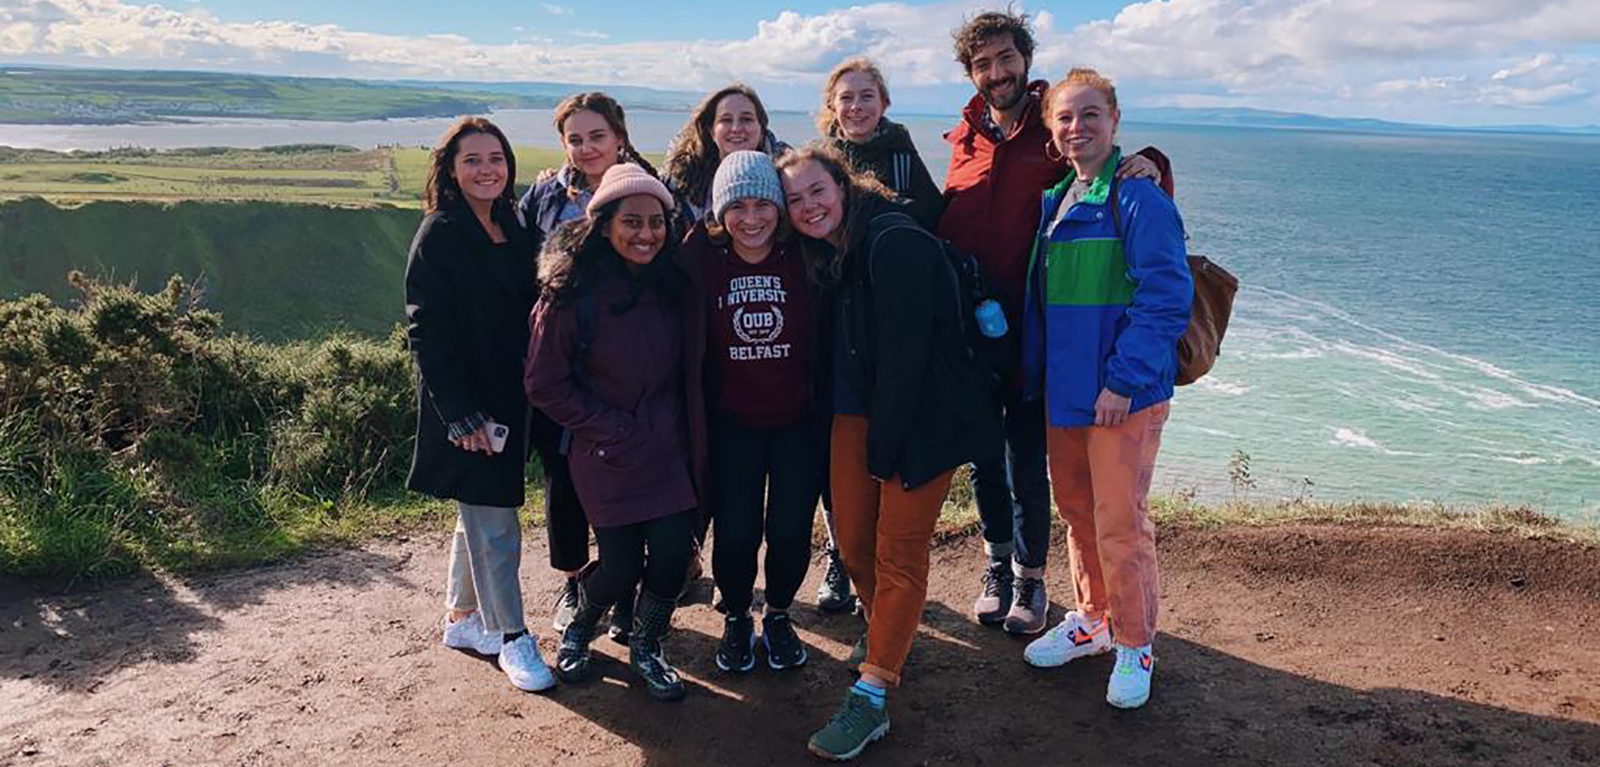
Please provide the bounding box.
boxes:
[830,414,955,687]
[1046,401,1169,648]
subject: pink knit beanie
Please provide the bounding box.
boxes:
[586,163,675,217]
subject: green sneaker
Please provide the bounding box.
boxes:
[807,690,889,761]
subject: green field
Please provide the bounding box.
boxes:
[0,67,549,124]
[1,145,578,206]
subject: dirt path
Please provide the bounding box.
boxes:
[3,524,1598,767]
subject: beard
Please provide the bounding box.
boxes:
[981,72,1028,111]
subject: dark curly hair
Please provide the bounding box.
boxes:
[537,196,684,308]
[423,116,517,217]
[952,7,1035,75]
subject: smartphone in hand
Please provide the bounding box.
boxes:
[487,421,509,454]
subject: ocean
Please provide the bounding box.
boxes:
[3,110,1597,519]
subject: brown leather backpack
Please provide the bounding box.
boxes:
[1109,176,1239,385]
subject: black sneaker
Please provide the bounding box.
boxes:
[551,577,580,632]
[716,612,756,672]
[817,547,853,613]
[762,612,808,670]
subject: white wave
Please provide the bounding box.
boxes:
[1452,384,1538,411]
[1327,427,1431,457]
[1494,454,1548,466]
[1194,376,1252,396]
[1188,425,1239,438]
[1245,285,1600,413]
[1256,347,1325,360]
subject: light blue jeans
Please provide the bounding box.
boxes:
[444,503,526,635]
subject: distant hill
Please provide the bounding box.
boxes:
[393,79,702,112]
[0,66,553,125]
[1123,106,1600,136]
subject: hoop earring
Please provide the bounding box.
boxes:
[1044,140,1065,164]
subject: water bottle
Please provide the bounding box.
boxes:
[975,299,1008,338]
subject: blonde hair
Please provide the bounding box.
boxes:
[816,56,892,135]
[1044,67,1120,130]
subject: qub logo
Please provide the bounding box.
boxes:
[732,305,785,344]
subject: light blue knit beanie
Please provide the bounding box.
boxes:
[711,150,786,223]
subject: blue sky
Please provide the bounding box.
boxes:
[3,0,1598,126]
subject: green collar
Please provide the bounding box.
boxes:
[1047,146,1122,206]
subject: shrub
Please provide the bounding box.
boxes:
[0,273,422,578]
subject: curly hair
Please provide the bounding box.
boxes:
[552,91,659,190]
[952,7,1036,75]
[816,56,892,136]
[423,116,517,217]
[662,84,771,209]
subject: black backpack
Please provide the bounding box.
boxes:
[867,212,1014,392]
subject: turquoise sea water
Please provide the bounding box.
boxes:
[5,111,1597,518]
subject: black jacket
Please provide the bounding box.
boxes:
[832,195,1001,489]
[830,119,945,231]
[404,202,539,507]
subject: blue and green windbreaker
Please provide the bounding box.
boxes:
[1021,148,1193,428]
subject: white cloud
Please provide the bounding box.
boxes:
[1,0,1596,123]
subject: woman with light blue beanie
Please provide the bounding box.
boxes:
[678,150,825,674]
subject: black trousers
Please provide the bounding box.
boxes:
[587,510,696,607]
[710,415,821,614]
[530,408,590,572]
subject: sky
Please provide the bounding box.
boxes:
[2,0,1598,126]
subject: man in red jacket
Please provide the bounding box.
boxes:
[938,9,1173,636]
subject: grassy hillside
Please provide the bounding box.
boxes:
[0,145,655,340]
[0,67,547,124]
[0,197,421,340]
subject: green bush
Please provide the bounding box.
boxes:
[0,272,425,579]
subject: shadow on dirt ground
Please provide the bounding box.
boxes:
[0,545,415,693]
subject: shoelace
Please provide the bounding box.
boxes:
[1014,577,1043,606]
[831,694,873,732]
[981,568,1010,598]
[825,557,848,588]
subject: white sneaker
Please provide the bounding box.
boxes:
[1106,643,1153,709]
[442,612,502,656]
[498,633,557,692]
[1024,610,1112,668]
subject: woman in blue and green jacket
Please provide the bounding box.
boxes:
[1018,68,1191,711]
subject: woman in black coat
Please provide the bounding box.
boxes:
[404,116,554,693]
[777,144,1001,760]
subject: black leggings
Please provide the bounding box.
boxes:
[530,408,590,572]
[587,510,696,607]
[710,416,820,614]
